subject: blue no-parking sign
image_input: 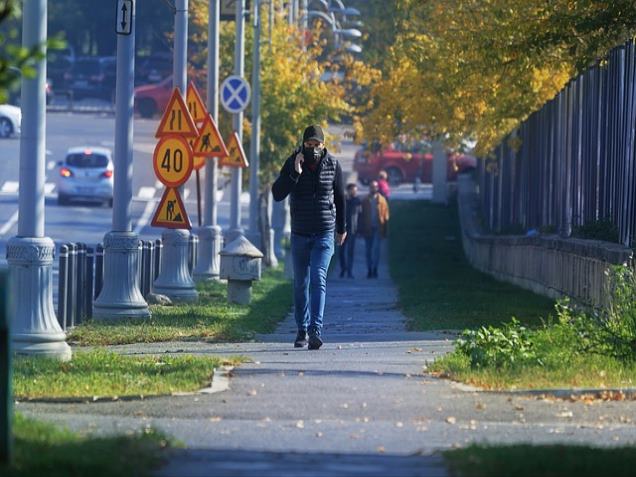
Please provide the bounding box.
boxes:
[220,75,251,114]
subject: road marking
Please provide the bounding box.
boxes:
[137,186,156,200]
[47,161,56,171]
[133,199,157,234]
[1,181,19,193]
[44,183,56,194]
[183,189,190,200]
[154,180,163,189]
[0,210,19,236]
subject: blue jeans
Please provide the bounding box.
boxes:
[338,233,357,275]
[291,230,334,336]
[365,228,381,271]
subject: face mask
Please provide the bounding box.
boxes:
[302,145,322,164]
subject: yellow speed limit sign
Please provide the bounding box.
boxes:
[153,135,194,187]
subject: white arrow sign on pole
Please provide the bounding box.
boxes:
[116,0,133,35]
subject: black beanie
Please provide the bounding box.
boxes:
[302,124,325,143]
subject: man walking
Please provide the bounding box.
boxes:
[272,125,346,350]
[339,183,361,278]
[361,180,389,278]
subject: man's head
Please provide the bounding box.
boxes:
[346,183,358,197]
[378,170,388,181]
[302,124,325,150]
[369,180,379,196]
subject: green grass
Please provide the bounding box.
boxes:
[69,267,292,345]
[444,444,636,477]
[388,201,554,330]
[13,349,235,400]
[0,413,170,477]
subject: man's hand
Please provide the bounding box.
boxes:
[294,152,304,175]
[336,232,347,246]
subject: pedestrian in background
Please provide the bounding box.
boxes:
[339,183,361,278]
[377,170,391,199]
[360,180,389,278]
[272,124,346,350]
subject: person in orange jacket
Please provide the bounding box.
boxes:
[360,180,390,278]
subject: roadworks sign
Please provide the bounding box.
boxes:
[220,131,249,168]
[151,187,191,229]
[186,82,208,125]
[155,88,199,138]
[192,114,229,158]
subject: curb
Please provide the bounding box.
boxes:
[15,365,234,404]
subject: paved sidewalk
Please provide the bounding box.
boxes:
[18,237,636,476]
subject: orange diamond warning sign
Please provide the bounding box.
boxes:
[151,187,192,229]
[192,114,229,158]
[155,88,199,138]
[219,131,249,168]
[186,82,208,124]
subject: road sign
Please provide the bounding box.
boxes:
[116,0,133,35]
[153,135,194,187]
[220,75,251,114]
[220,131,249,168]
[151,187,191,229]
[155,88,199,138]
[193,155,206,171]
[186,82,208,124]
[192,114,229,158]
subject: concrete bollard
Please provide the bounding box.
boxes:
[219,236,263,305]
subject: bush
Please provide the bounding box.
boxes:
[456,318,540,368]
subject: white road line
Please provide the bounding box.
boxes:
[183,189,191,200]
[137,186,156,200]
[1,181,19,193]
[0,210,19,236]
[47,161,56,171]
[133,200,157,234]
[44,182,56,194]
[154,180,163,189]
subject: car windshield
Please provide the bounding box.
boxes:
[66,153,108,168]
[74,60,100,75]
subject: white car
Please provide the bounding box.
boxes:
[56,147,114,207]
[0,104,21,139]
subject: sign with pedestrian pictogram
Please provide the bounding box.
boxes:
[153,135,194,187]
[220,75,251,114]
[220,131,249,168]
[193,155,205,171]
[116,0,133,35]
[192,114,229,158]
[151,187,191,229]
[186,82,208,125]
[155,88,199,138]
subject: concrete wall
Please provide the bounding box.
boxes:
[457,174,634,306]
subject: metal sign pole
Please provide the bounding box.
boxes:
[94,0,150,320]
[7,0,71,359]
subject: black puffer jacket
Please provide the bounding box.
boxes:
[272,148,345,235]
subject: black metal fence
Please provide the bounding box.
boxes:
[56,235,199,331]
[478,39,636,247]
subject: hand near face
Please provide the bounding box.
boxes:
[294,153,304,175]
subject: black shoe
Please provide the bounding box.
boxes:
[308,333,323,350]
[294,330,308,348]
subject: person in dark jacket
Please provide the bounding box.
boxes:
[272,124,346,350]
[339,183,361,278]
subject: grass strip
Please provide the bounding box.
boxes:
[388,201,554,330]
[13,349,235,399]
[69,267,292,346]
[1,413,169,477]
[444,444,636,477]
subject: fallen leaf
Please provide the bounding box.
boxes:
[377,446,385,453]
[446,416,457,425]
[247,389,258,396]
[209,416,222,422]
[556,410,573,418]
[296,420,304,429]
[395,422,404,428]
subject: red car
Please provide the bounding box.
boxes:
[134,76,173,118]
[353,142,476,185]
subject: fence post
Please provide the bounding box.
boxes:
[0,267,11,463]
[75,243,86,325]
[67,243,77,328]
[57,244,69,330]
[154,239,162,282]
[85,247,94,321]
[95,243,104,300]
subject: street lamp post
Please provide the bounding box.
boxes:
[153,0,199,301]
[193,0,223,282]
[7,0,71,359]
[94,0,151,320]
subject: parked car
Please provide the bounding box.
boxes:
[56,147,114,206]
[47,46,75,90]
[0,104,21,138]
[134,75,173,118]
[6,67,53,106]
[353,141,476,185]
[66,57,117,102]
[136,53,172,85]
